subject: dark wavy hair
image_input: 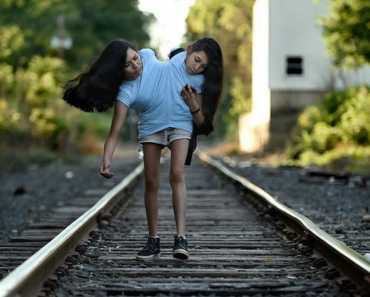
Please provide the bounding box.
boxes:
[171,37,223,135]
[63,39,137,112]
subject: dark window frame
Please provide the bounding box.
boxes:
[286,56,303,76]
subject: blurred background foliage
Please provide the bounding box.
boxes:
[0,0,153,154]
[321,0,370,69]
[0,0,153,69]
[287,86,370,169]
[0,0,369,172]
[185,0,253,139]
[287,0,370,170]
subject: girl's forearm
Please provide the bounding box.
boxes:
[103,132,119,162]
[191,109,205,127]
[190,100,213,135]
[99,102,128,178]
[103,102,128,162]
[188,97,205,127]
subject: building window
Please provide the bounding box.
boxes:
[286,56,303,75]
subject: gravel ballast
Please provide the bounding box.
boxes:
[0,156,140,241]
[218,157,370,256]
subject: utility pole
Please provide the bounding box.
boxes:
[50,15,72,58]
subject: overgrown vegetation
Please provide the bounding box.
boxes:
[321,0,370,69]
[287,0,370,171]
[0,0,152,154]
[287,86,370,168]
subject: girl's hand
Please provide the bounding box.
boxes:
[181,84,199,110]
[99,159,114,179]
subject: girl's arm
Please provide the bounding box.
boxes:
[181,85,205,127]
[99,102,128,178]
[182,85,215,135]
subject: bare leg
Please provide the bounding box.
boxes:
[168,139,189,237]
[143,143,162,237]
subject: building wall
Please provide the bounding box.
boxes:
[271,90,327,112]
[241,0,370,153]
[269,0,330,91]
[268,0,370,111]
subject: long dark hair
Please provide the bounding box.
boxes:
[171,38,223,135]
[192,37,223,135]
[63,39,137,112]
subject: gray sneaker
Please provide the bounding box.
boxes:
[173,235,189,260]
[136,237,160,260]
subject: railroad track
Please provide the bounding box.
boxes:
[0,153,369,297]
[219,157,370,259]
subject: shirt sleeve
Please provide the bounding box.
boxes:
[169,51,186,68]
[116,81,137,108]
[139,48,156,59]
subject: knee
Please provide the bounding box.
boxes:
[169,168,185,186]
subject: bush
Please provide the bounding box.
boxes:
[0,58,77,150]
[0,98,21,133]
[287,86,370,166]
[0,55,134,153]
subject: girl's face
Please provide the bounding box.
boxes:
[124,48,142,80]
[185,50,208,74]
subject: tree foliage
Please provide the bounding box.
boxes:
[288,86,370,166]
[0,55,67,145]
[321,0,370,68]
[0,0,153,69]
[186,0,253,138]
[0,0,153,150]
[287,0,370,168]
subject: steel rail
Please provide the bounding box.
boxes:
[197,151,370,290]
[0,162,144,297]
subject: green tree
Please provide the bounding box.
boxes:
[186,0,253,139]
[0,1,153,150]
[63,0,154,69]
[321,0,370,68]
[0,0,153,70]
[0,0,68,68]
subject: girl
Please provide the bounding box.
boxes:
[63,38,223,261]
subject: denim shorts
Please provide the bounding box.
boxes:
[139,128,191,147]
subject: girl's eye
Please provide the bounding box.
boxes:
[125,56,139,67]
[125,61,134,68]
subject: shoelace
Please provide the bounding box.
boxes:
[175,237,187,247]
[143,239,158,252]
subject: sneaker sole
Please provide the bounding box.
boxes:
[173,249,189,260]
[136,253,160,261]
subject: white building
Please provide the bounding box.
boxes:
[239,0,370,152]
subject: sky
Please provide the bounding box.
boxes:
[138,0,196,58]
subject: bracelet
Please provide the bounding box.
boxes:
[191,108,200,114]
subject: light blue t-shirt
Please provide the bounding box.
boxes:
[117,49,204,138]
